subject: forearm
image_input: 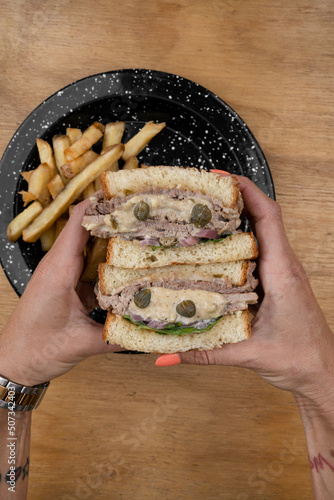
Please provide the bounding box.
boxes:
[296,395,334,499]
[0,409,31,499]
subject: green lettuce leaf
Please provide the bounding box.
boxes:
[123,315,223,336]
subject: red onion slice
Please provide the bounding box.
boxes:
[146,320,170,329]
[129,313,144,322]
[193,229,218,239]
[139,238,160,247]
[178,236,200,247]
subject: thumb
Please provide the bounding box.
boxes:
[74,320,127,357]
[155,338,259,367]
[42,198,91,288]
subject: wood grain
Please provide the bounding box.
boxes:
[1,0,334,498]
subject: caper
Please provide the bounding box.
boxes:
[159,237,178,247]
[176,300,196,318]
[190,203,212,227]
[134,289,151,308]
[124,189,133,196]
[134,201,150,221]
[109,216,118,230]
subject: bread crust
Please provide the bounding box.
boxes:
[107,233,258,269]
[98,260,251,296]
[100,166,240,208]
[103,311,251,353]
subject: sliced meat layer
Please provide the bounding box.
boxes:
[96,265,258,317]
[83,188,242,245]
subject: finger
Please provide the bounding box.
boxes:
[75,321,127,356]
[210,169,231,176]
[44,199,91,287]
[235,176,296,269]
[156,338,260,367]
[212,170,289,261]
[212,172,298,286]
[50,198,91,262]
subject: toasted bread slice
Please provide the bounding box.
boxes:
[106,233,258,269]
[103,310,251,353]
[98,260,250,295]
[101,166,240,209]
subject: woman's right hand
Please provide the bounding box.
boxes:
[157,175,334,413]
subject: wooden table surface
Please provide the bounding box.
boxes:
[1,1,334,498]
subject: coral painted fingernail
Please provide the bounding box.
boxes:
[210,169,231,175]
[155,354,181,367]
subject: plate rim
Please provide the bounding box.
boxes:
[0,68,275,297]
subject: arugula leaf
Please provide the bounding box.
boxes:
[151,234,232,251]
[123,315,223,336]
[151,244,170,251]
[198,233,232,244]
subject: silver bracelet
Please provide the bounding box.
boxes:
[0,375,49,411]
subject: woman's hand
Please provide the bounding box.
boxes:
[157,175,334,409]
[0,200,122,387]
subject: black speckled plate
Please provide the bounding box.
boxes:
[0,69,274,298]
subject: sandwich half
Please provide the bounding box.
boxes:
[82,166,243,247]
[98,235,258,353]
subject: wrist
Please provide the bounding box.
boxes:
[294,390,334,432]
[0,362,41,388]
[0,326,48,387]
[293,327,334,425]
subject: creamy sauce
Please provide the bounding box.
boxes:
[103,194,212,233]
[128,287,227,325]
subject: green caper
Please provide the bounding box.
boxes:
[134,201,150,221]
[176,300,196,318]
[109,216,118,230]
[190,203,212,227]
[134,289,151,308]
[159,237,178,247]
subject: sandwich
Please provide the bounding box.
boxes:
[96,234,258,353]
[82,166,243,247]
[81,165,259,353]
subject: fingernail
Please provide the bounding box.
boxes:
[155,354,181,367]
[210,169,231,175]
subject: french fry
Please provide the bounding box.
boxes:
[64,122,105,162]
[61,150,98,179]
[98,154,119,172]
[47,174,64,200]
[55,216,68,240]
[102,122,125,172]
[19,163,53,206]
[20,172,37,206]
[7,201,43,242]
[102,122,125,149]
[123,156,139,170]
[21,171,32,183]
[66,128,82,145]
[19,191,37,205]
[53,135,70,185]
[94,177,101,191]
[22,144,124,242]
[81,238,108,282]
[140,164,151,169]
[36,138,57,177]
[40,224,56,251]
[122,121,166,161]
[83,182,96,199]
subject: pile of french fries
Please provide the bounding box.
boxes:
[7,120,166,281]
